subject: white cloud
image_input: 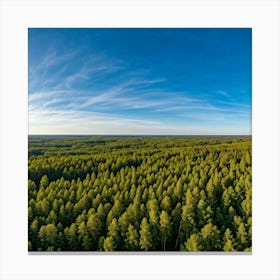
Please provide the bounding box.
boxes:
[29,90,68,102]
[29,107,166,134]
[29,48,124,93]
[28,48,251,135]
[217,90,231,98]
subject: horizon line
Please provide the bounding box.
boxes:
[28,134,252,137]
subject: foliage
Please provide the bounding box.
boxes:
[28,136,252,251]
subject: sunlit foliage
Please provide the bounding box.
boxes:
[28,136,252,251]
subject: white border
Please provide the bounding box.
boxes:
[0,0,279,279]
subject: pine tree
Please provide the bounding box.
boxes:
[159,210,171,251]
[223,228,235,251]
[103,236,114,251]
[38,224,58,250]
[185,233,202,251]
[200,223,221,251]
[139,218,152,251]
[126,224,139,250]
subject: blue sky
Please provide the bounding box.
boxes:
[28,28,251,135]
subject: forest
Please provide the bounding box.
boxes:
[28,135,252,252]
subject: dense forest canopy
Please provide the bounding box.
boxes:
[28,136,252,252]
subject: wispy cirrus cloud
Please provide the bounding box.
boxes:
[29,107,167,135]
[28,28,251,135]
[30,106,238,135]
[29,47,124,93]
[217,90,231,98]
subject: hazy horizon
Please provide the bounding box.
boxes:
[28,134,252,137]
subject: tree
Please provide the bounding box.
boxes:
[103,236,114,251]
[174,178,183,199]
[38,224,58,250]
[200,223,221,251]
[241,194,251,217]
[126,224,139,250]
[159,210,172,251]
[139,218,152,251]
[97,203,106,220]
[78,221,90,250]
[40,175,49,188]
[28,180,37,199]
[236,222,248,250]
[41,198,50,216]
[87,214,102,247]
[161,195,171,212]
[108,218,119,240]
[172,202,182,249]
[185,233,202,251]
[118,212,130,239]
[223,228,235,251]
[148,199,159,225]
[46,210,57,224]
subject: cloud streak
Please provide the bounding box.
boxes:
[217,90,231,98]
[28,28,251,135]
[29,107,167,135]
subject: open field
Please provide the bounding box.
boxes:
[28,136,252,251]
